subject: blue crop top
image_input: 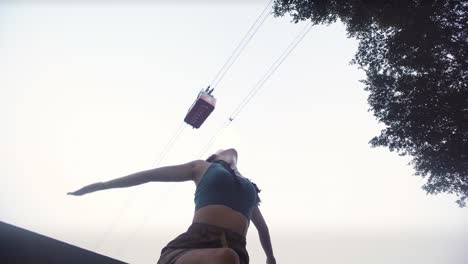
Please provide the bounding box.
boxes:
[194,161,258,220]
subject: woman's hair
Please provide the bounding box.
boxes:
[206,154,262,205]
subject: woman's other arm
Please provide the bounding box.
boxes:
[68,160,201,196]
[251,206,276,264]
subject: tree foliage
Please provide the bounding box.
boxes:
[273,0,468,206]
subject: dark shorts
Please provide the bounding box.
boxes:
[157,223,249,264]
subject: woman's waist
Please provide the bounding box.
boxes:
[193,205,249,237]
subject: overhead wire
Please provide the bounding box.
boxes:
[197,119,231,159]
[198,21,313,158]
[229,21,313,121]
[153,122,187,166]
[210,0,274,90]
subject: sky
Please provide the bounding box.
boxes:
[1,2,468,264]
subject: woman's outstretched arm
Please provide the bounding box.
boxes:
[68,160,201,196]
[251,206,276,264]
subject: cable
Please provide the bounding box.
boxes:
[154,122,187,166]
[197,119,231,158]
[197,22,313,157]
[209,0,274,90]
[229,21,313,121]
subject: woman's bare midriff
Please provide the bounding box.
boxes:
[191,160,250,237]
[192,205,249,237]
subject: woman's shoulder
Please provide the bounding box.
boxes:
[189,159,211,169]
[191,160,214,183]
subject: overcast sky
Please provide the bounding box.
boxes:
[1,2,467,264]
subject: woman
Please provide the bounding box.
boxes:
[68,148,276,264]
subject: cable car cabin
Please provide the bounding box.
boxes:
[184,88,216,129]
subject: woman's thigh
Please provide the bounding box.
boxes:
[175,248,240,264]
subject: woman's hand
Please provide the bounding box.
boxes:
[67,182,106,196]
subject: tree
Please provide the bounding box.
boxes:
[273,0,468,206]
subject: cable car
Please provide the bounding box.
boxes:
[184,86,216,129]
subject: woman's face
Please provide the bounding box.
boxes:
[214,148,238,166]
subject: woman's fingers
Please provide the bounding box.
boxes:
[67,190,82,196]
[67,187,87,196]
[67,182,103,196]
